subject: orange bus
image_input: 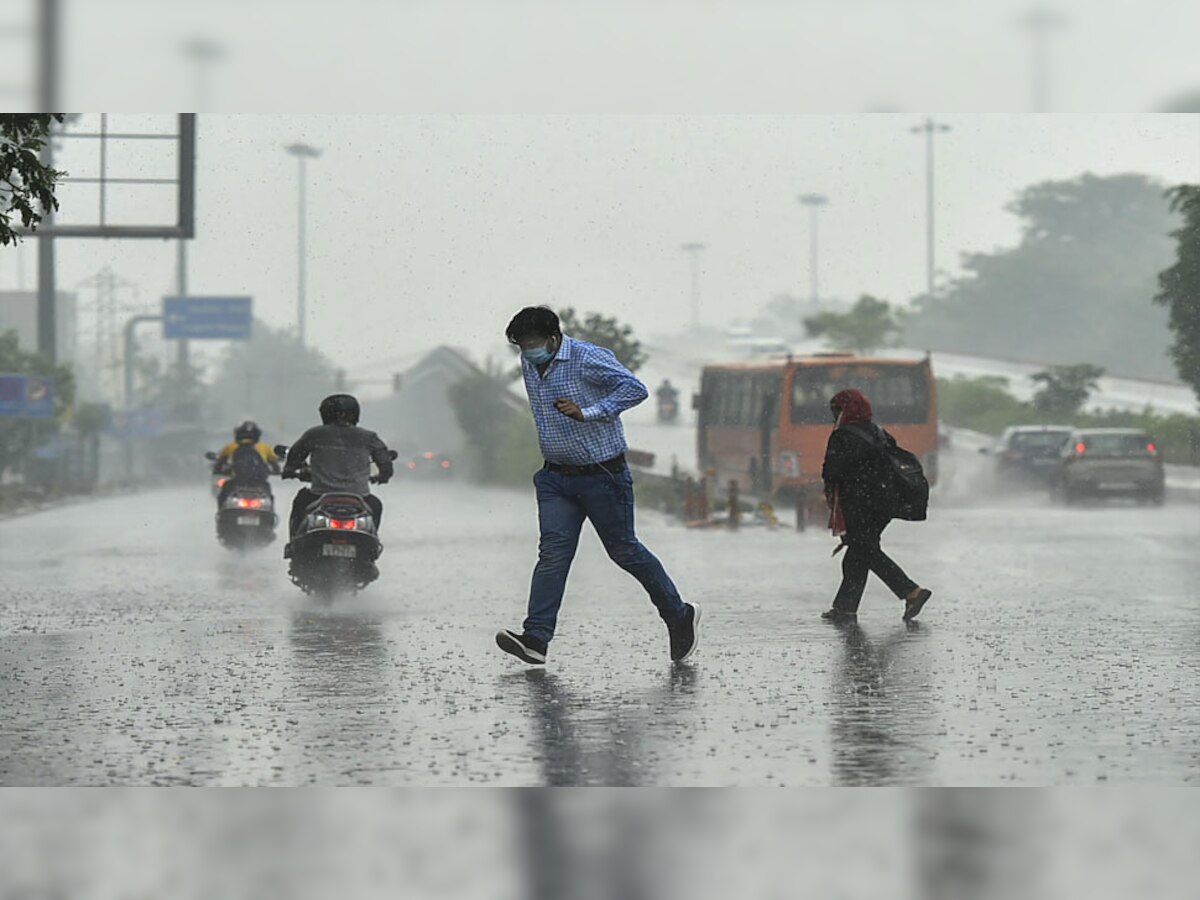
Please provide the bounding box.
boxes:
[695,352,938,525]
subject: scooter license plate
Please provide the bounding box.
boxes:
[237,515,259,526]
[322,543,357,558]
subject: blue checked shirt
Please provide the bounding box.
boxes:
[520,335,648,465]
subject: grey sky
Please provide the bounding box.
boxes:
[4,113,1199,378]
[30,0,1200,114]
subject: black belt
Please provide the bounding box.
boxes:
[544,454,627,476]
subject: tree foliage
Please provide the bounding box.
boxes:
[1030,363,1105,416]
[1155,185,1200,404]
[558,307,647,372]
[904,173,1178,379]
[206,320,341,441]
[0,329,75,481]
[448,357,538,484]
[803,294,899,353]
[0,115,67,246]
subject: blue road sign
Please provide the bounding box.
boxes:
[163,296,253,340]
[23,375,55,418]
[0,374,24,416]
[0,373,56,418]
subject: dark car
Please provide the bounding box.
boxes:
[981,425,1073,487]
[399,450,455,479]
[1050,428,1165,506]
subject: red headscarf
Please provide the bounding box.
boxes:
[831,388,873,427]
[827,388,874,543]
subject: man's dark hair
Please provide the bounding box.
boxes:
[506,306,561,344]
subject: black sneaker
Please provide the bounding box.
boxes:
[668,602,701,662]
[903,589,932,622]
[496,630,547,665]
[821,608,857,623]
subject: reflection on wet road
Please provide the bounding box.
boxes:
[1,482,1198,784]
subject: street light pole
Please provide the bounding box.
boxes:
[176,39,224,370]
[797,193,828,305]
[911,118,951,299]
[680,242,706,329]
[1020,6,1066,113]
[285,142,321,348]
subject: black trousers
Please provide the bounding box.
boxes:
[289,488,382,539]
[832,512,918,613]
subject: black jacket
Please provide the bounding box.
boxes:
[822,422,895,519]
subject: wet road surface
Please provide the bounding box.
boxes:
[1,479,1198,785]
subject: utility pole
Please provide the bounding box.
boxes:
[797,193,828,305]
[285,142,321,348]
[910,118,951,299]
[680,242,706,329]
[176,40,223,371]
[35,0,60,360]
[1020,5,1066,113]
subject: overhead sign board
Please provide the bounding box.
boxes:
[0,374,56,418]
[163,296,253,340]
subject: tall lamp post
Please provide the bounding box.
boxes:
[1020,5,1066,113]
[285,142,321,348]
[797,193,828,305]
[175,38,224,369]
[680,242,706,329]
[910,118,951,299]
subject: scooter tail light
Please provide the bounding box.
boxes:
[330,518,357,530]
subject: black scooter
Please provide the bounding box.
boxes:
[274,444,397,598]
[204,451,279,550]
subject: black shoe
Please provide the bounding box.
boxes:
[496,630,548,665]
[821,608,857,623]
[903,589,932,622]
[668,602,701,662]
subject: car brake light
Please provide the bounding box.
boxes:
[407,461,418,470]
[441,460,451,468]
[217,478,228,487]
[236,497,263,509]
[330,518,357,530]
[1074,443,1087,455]
[1146,442,1157,455]
[423,451,434,459]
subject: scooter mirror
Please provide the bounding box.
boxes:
[274,444,289,457]
[389,450,399,460]
[204,451,218,461]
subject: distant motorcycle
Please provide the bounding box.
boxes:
[275,444,397,598]
[204,451,278,550]
[657,396,679,424]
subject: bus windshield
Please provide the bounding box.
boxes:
[791,363,930,425]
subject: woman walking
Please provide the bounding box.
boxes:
[821,388,933,623]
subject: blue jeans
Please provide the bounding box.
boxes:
[524,466,688,643]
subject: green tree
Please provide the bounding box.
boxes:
[904,173,1178,379]
[0,329,75,485]
[0,115,67,246]
[1155,185,1200,403]
[207,319,341,440]
[447,357,537,484]
[1030,363,1105,416]
[559,307,647,372]
[803,294,899,353]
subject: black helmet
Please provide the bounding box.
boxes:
[234,420,262,443]
[319,394,360,426]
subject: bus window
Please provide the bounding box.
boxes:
[791,364,929,425]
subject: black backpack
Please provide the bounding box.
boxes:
[841,422,930,522]
[230,442,271,483]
